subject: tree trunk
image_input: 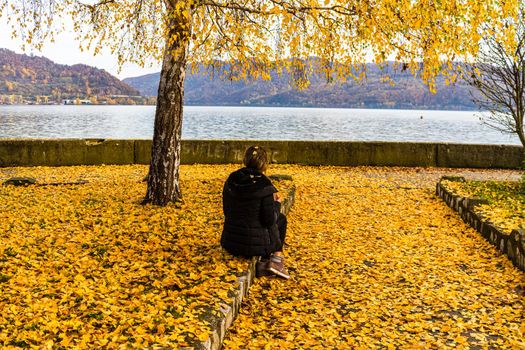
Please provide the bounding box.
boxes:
[143,15,190,206]
[518,126,525,148]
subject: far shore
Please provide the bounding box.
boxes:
[0,103,480,112]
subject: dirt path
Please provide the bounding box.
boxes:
[223,167,525,349]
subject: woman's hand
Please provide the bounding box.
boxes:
[273,193,282,203]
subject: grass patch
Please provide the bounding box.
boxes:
[442,179,525,233]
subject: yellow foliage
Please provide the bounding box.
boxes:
[0,0,522,87]
[0,164,290,348]
[1,165,523,348]
[224,167,525,349]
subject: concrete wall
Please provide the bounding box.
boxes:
[0,139,522,168]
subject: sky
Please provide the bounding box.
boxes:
[0,21,161,79]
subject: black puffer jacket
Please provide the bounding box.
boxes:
[221,167,281,257]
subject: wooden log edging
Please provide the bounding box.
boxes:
[436,177,525,272]
[192,184,296,350]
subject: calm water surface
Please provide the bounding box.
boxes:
[0,105,520,144]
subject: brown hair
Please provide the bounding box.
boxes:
[243,146,268,172]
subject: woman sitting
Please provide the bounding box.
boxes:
[221,146,289,279]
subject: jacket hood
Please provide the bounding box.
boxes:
[225,167,277,199]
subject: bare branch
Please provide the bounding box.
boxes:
[467,4,525,147]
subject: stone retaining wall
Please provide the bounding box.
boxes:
[0,139,522,168]
[192,183,296,350]
[436,178,525,272]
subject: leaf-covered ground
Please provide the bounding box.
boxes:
[0,164,294,348]
[223,167,525,349]
[442,179,525,234]
[0,165,523,349]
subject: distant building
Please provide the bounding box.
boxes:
[63,99,92,105]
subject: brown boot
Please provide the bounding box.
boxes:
[268,255,290,279]
[255,258,275,278]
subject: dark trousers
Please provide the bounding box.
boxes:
[262,212,287,260]
[276,213,287,251]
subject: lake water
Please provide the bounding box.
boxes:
[0,105,520,145]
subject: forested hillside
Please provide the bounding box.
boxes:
[125,62,476,110]
[0,48,477,109]
[0,49,140,103]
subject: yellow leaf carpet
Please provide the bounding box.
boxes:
[223,167,524,349]
[0,164,264,348]
[0,165,523,349]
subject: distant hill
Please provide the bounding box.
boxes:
[0,47,477,109]
[0,48,140,102]
[124,62,477,110]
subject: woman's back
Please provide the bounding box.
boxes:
[220,145,290,279]
[223,167,277,228]
[221,166,280,257]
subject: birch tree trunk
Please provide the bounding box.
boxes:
[143,12,190,206]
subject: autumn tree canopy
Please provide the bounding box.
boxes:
[3,1,519,85]
[1,0,520,205]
